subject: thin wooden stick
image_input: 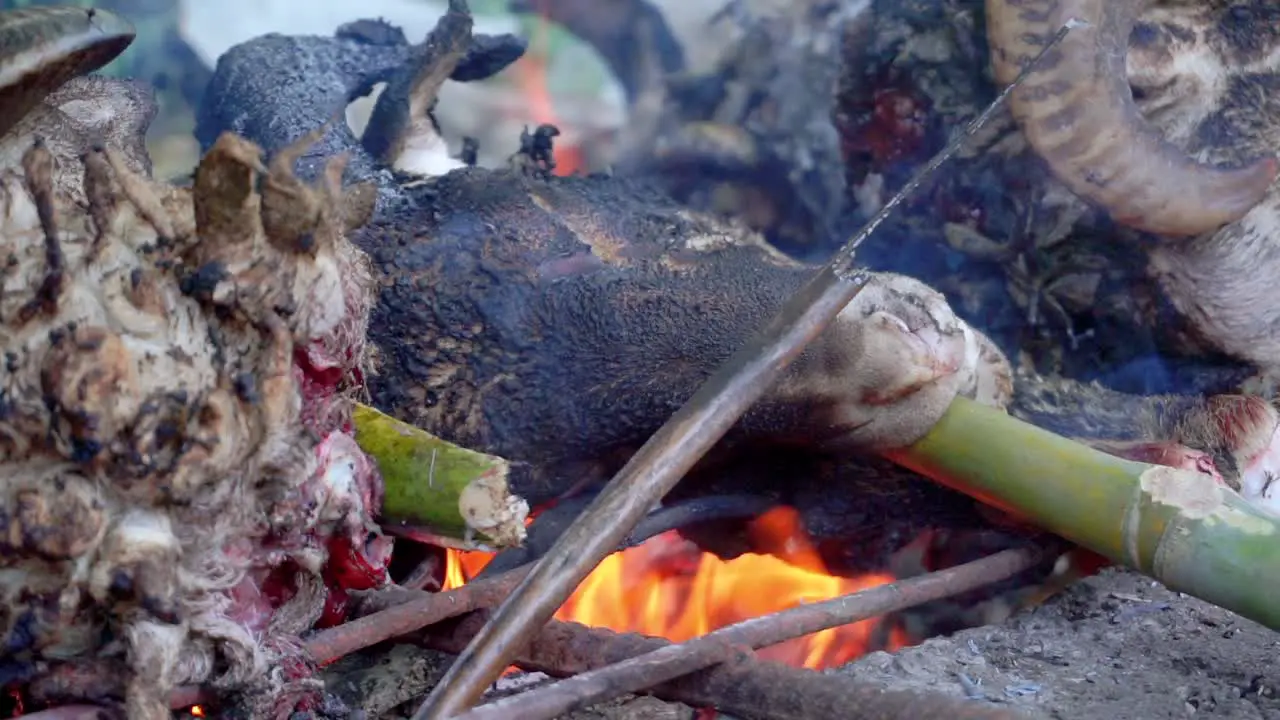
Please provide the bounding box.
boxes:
[168,567,535,710]
[413,20,1081,718]
[305,565,532,665]
[425,615,1035,720]
[450,547,1040,720]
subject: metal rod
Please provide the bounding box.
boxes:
[453,547,1041,720]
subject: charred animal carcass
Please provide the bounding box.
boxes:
[196,0,527,208]
[194,3,1015,511]
[185,0,1280,662]
[354,168,1014,506]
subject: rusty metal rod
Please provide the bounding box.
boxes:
[411,20,1078,717]
[450,547,1041,720]
[307,565,532,664]
[420,599,1040,720]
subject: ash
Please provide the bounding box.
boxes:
[840,568,1280,719]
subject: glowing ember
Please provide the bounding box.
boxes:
[445,507,904,669]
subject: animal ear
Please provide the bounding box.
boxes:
[341,182,378,231]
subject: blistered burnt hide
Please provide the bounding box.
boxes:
[355,170,841,505]
[193,7,1025,510]
[348,158,1025,509]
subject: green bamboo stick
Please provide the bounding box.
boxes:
[885,396,1280,631]
[353,403,529,549]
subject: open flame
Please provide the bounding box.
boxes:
[444,506,905,670]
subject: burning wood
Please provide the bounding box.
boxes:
[445,507,908,670]
[7,0,1280,718]
[416,557,1040,720]
[270,543,1044,719]
[441,547,1040,720]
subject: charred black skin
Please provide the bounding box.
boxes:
[195,16,525,210]
[354,169,864,504]
[192,10,1251,510]
[192,13,884,506]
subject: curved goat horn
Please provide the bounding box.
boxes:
[986,0,1278,237]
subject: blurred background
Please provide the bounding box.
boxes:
[0,0,725,180]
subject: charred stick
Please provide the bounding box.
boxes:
[310,494,776,658]
[452,547,1040,720]
[411,21,1080,718]
[622,494,776,548]
[401,553,444,591]
[420,604,1036,720]
[305,565,532,665]
[166,570,531,708]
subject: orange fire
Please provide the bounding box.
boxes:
[444,506,905,669]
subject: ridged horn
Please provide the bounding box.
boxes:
[986,0,1278,237]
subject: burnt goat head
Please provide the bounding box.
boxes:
[986,0,1280,369]
[195,3,1014,508]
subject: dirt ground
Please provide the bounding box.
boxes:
[321,567,1280,719]
[841,567,1280,719]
